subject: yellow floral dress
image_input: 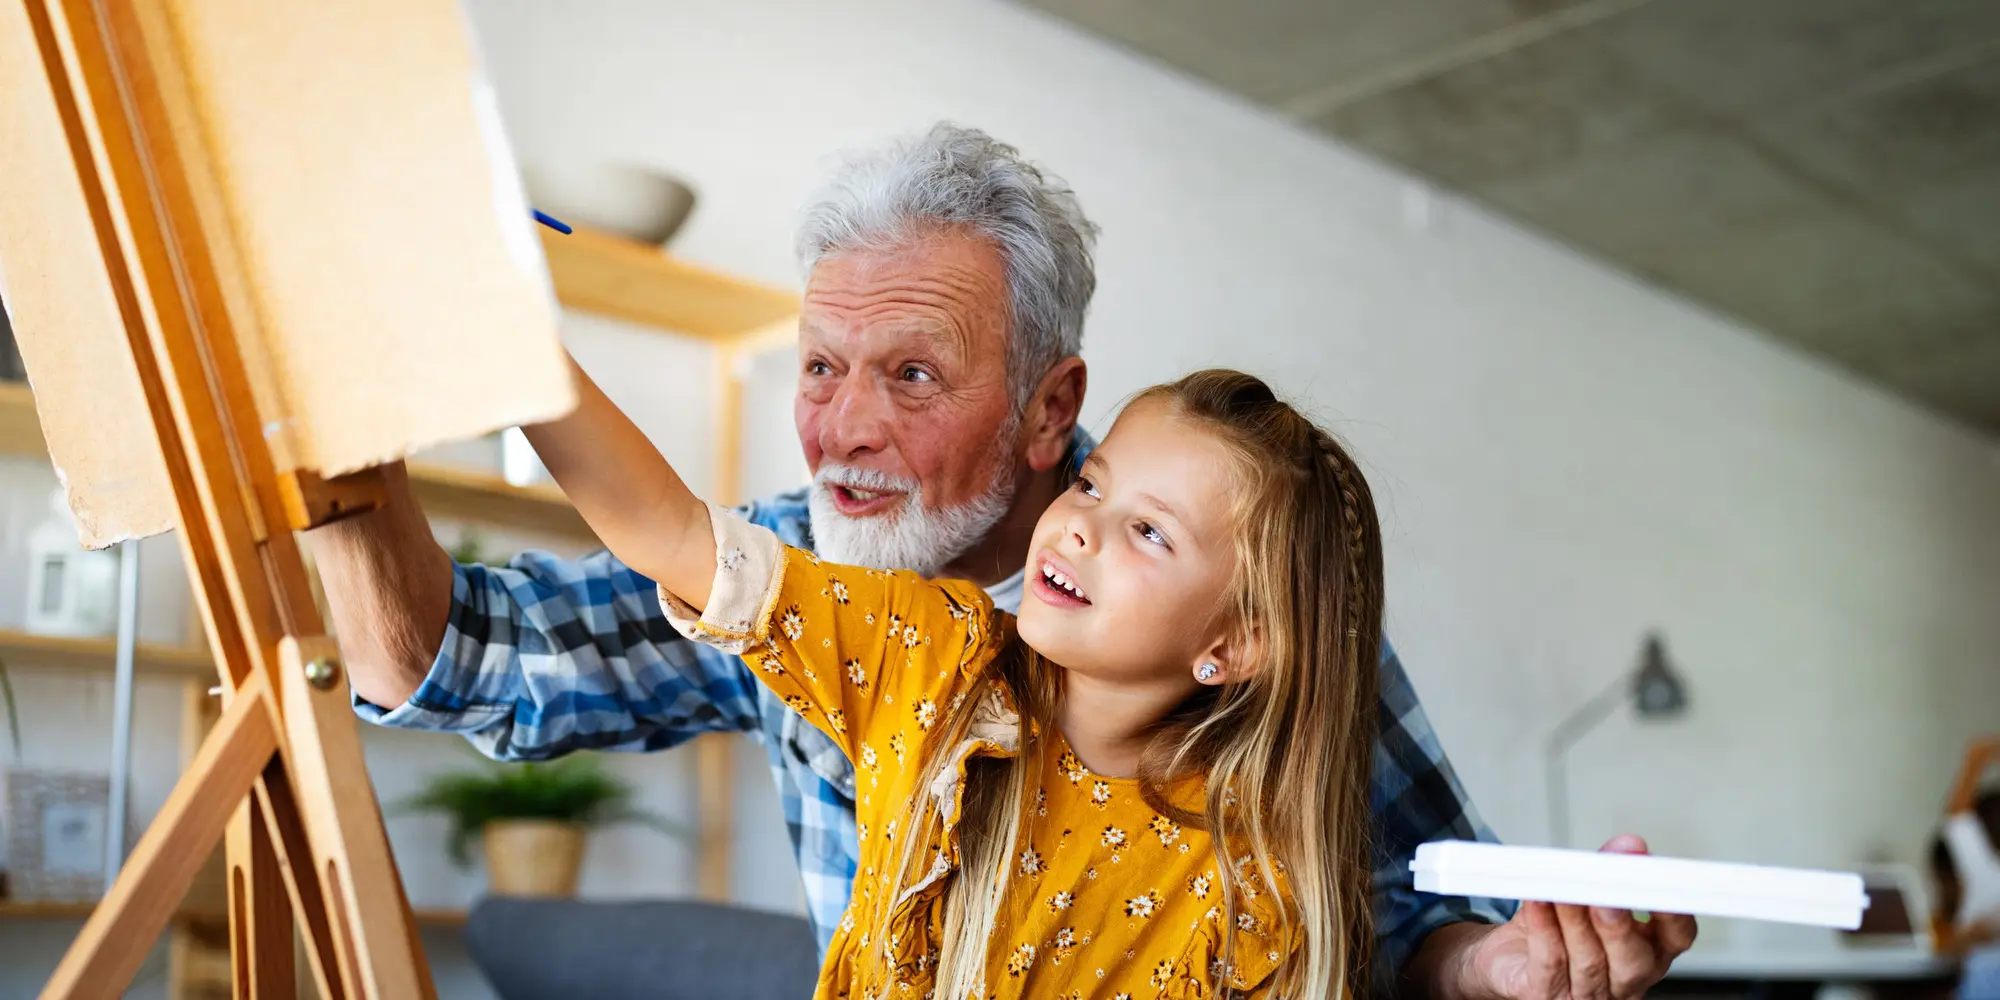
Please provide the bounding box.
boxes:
[663,505,1295,999]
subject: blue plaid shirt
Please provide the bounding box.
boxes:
[357,433,1512,976]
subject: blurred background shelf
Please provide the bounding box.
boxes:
[0,384,596,545]
[538,223,798,343]
[0,628,209,677]
[405,462,593,543]
[0,899,468,927]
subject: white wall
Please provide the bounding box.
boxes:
[4,0,1998,990]
[457,0,2000,947]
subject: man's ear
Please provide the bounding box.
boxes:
[1024,357,1087,473]
[1192,626,1263,686]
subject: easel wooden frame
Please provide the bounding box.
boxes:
[26,0,432,995]
[1933,735,2000,955]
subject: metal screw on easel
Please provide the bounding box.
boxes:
[304,657,341,690]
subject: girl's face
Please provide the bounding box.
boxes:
[1015,398,1246,687]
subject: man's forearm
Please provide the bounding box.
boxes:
[1397,923,1491,1000]
[307,460,454,708]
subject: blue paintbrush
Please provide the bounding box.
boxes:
[531,209,572,235]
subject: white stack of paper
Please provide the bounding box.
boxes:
[1411,841,1870,929]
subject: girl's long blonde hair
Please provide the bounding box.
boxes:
[881,369,1382,1000]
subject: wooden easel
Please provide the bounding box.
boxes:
[24,0,433,995]
[1944,737,1999,816]
[1933,735,2000,955]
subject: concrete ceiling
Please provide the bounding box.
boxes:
[1018,0,2000,435]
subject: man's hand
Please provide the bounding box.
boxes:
[1436,835,1698,1000]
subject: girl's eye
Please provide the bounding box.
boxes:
[1072,475,1099,498]
[1137,522,1168,548]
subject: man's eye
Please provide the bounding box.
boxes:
[901,366,932,383]
[806,359,832,376]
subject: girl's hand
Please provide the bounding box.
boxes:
[523,354,717,610]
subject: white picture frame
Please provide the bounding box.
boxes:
[4,768,110,902]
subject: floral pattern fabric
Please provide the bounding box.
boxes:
[662,504,1293,999]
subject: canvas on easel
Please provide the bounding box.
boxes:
[0,0,576,996]
[0,0,574,547]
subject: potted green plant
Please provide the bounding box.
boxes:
[400,754,685,897]
[446,530,499,566]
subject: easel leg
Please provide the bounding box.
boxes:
[24,0,434,993]
[42,676,280,999]
[276,638,434,1000]
[227,801,294,999]
[252,771,348,1000]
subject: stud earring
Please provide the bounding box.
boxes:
[1196,663,1219,682]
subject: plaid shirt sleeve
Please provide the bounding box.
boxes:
[1370,639,1517,982]
[354,545,765,760]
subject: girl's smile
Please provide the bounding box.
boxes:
[1030,551,1092,607]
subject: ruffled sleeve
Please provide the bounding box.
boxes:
[659,501,1004,760]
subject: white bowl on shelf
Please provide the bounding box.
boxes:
[519,163,697,246]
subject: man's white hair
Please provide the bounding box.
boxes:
[794,122,1100,410]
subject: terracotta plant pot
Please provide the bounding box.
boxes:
[482,820,584,897]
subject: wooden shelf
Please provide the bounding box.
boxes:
[0,898,468,926]
[540,223,799,342]
[0,628,211,678]
[0,899,105,920]
[0,385,597,544]
[0,380,61,461]
[413,907,469,927]
[0,381,42,456]
[405,462,592,542]
[170,902,471,928]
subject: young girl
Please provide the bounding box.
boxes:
[526,365,1382,1000]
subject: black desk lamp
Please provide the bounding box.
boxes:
[1545,632,1689,848]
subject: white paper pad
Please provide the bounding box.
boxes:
[1411,841,1870,929]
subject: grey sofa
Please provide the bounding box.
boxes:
[465,897,820,1000]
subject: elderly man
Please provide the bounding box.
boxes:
[314,123,1694,997]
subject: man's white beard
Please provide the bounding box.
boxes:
[808,461,1015,578]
